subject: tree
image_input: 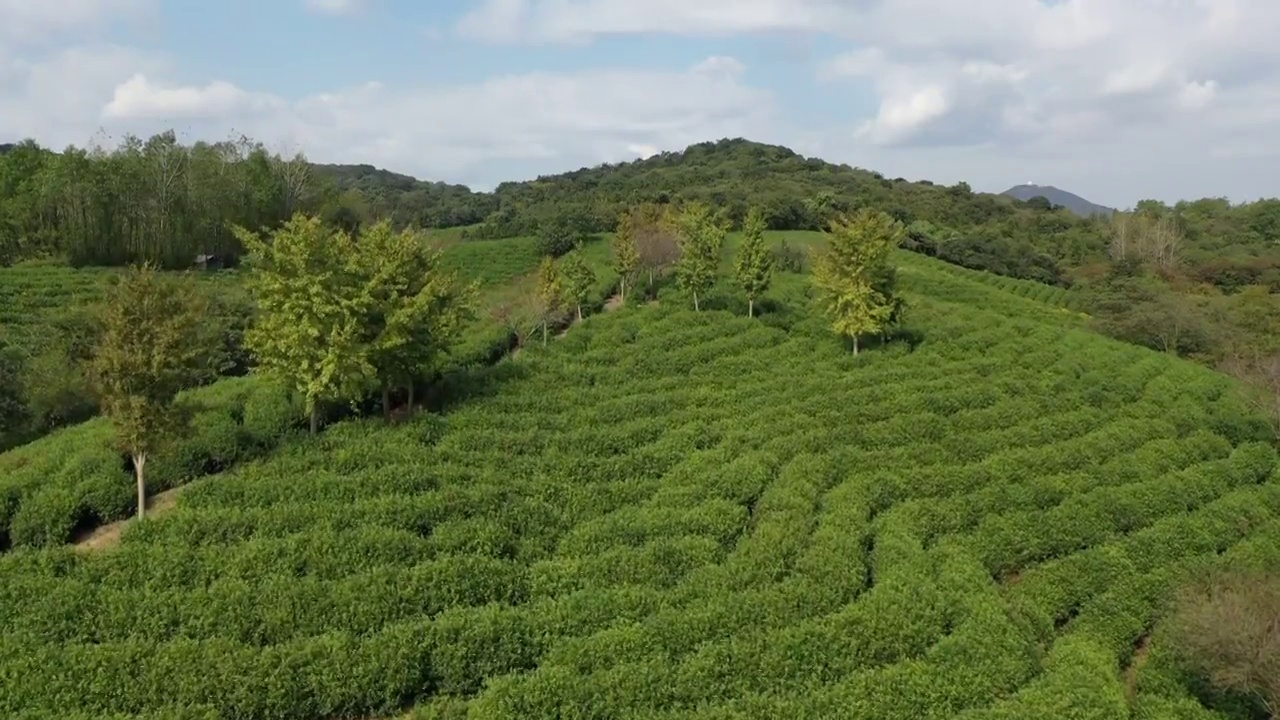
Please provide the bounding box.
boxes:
[235,214,374,435]
[536,215,583,258]
[1168,570,1280,718]
[612,210,641,302]
[734,206,773,317]
[535,256,566,344]
[561,250,596,322]
[811,209,904,354]
[354,221,478,420]
[633,203,680,292]
[87,264,216,519]
[675,201,726,311]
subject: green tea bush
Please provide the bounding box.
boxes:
[0,247,1276,718]
[0,376,301,548]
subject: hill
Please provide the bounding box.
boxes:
[1002,184,1114,218]
[1,232,1277,718]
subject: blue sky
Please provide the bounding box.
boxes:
[2,0,1279,208]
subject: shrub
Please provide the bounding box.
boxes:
[1166,569,1280,717]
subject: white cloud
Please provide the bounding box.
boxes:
[856,86,950,145]
[103,74,281,120]
[3,0,1279,209]
[4,55,774,190]
[447,0,1280,205]
[456,0,849,43]
[302,0,368,16]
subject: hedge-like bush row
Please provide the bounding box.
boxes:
[2,249,1276,717]
[0,376,302,549]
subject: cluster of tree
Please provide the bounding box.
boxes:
[512,200,901,356]
[233,216,477,433]
[453,139,1110,287]
[1075,204,1280,422]
[311,163,499,229]
[7,131,1280,296]
[66,213,476,519]
[0,132,336,268]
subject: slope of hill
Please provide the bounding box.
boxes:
[1002,184,1114,218]
[1,236,1274,719]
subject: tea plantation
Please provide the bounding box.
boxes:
[1,245,1277,719]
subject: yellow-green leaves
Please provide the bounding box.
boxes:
[675,202,726,312]
[562,250,596,322]
[811,209,904,353]
[734,207,773,317]
[88,263,216,516]
[238,215,477,431]
[355,220,478,403]
[535,256,566,343]
[236,214,374,433]
[612,210,641,302]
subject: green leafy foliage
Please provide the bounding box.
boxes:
[354,220,479,411]
[811,209,905,352]
[535,256,566,344]
[0,245,1275,719]
[612,210,641,302]
[734,207,773,317]
[675,202,727,311]
[236,215,376,433]
[88,264,219,518]
[561,250,597,322]
[536,215,585,258]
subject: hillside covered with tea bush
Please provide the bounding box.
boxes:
[1,231,1277,719]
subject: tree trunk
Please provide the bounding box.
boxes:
[407,379,416,416]
[309,403,319,435]
[543,321,548,345]
[852,335,859,355]
[577,304,583,322]
[748,298,754,318]
[620,278,626,303]
[693,292,700,312]
[382,384,392,423]
[648,268,654,290]
[133,453,147,520]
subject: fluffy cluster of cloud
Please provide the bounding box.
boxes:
[2,0,1278,204]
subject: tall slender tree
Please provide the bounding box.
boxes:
[734,206,773,317]
[675,202,725,312]
[535,255,566,344]
[88,264,216,519]
[612,210,641,302]
[562,250,596,322]
[811,209,904,354]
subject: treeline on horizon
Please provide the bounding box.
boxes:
[6,132,1280,368]
[4,132,1280,286]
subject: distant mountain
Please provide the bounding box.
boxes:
[1002,184,1114,218]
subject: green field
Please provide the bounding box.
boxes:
[1,237,1275,718]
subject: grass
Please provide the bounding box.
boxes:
[0,246,1275,719]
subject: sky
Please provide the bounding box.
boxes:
[2,0,1278,209]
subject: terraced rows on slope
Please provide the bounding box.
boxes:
[0,253,1276,719]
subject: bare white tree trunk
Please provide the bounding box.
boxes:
[133,453,147,520]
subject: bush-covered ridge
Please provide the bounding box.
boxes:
[0,246,1275,718]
